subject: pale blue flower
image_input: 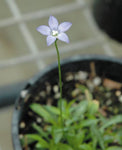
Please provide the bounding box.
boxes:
[37,16,72,46]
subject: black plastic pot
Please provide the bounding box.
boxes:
[12,55,122,150]
[92,0,122,43]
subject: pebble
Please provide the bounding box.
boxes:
[54,93,60,99]
[86,80,94,91]
[36,117,42,123]
[93,77,101,86]
[20,122,26,129]
[65,74,74,81]
[28,111,34,117]
[46,84,51,94]
[75,71,88,81]
[47,98,53,105]
[19,134,23,139]
[119,95,122,103]
[35,96,40,101]
[115,90,121,97]
[105,92,111,98]
[53,85,59,93]
[20,90,28,98]
[40,91,46,98]
[106,99,112,106]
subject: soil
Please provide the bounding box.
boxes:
[18,62,122,150]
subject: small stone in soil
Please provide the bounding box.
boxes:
[54,92,60,99]
[53,85,59,93]
[39,91,46,98]
[105,92,111,98]
[119,95,122,103]
[35,96,40,101]
[36,117,42,123]
[115,90,121,97]
[103,78,122,90]
[47,98,53,105]
[19,134,24,139]
[20,122,26,129]
[106,99,112,106]
[46,83,51,95]
[74,71,88,81]
[20,90,28,98]
[28,111,34,117]
[65,73,74,81]
[86,80,94,91]
[93,77,101,86]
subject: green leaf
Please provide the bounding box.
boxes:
[30,103,55,123]
[67,99,76,110]
[103,135,114,145]
[91,125,105,150]
[44,105,60,115]
[88,100,99,115]
[21,135,35,146]
[35,142,48,149]
[66,130,86,149]
[71,100,88,117]
[32,123,48,138]
[77,84,89,93]
[77,84,93,101]
[115,128,122,145]
[92,137,97,150]
[57,99,67,111]
[65,116,81,126]
[65,99,76,118]
[48,140,58,150]
[57,143,73,150]
[44,104,68,119]
[24,134,49,148]
[100,115,122,132]
[52,127,63,144]
[106,146,122,150]
[79,144,93,150]
[81,119,98,127]
[48,141,73,150]
[85,89,93,101]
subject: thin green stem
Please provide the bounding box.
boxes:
[55,39,63,127]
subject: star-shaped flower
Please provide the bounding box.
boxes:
[37,16,72,46]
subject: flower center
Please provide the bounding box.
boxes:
[52,30,59,37]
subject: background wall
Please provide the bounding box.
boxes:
[0,0,122,87]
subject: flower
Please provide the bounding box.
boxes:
[37,16,72,46]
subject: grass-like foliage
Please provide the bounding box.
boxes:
[21,86,122,150]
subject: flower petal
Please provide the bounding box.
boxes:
[47,35,56,46]
[37,25,51,36]
[58,33,70,43]
[48,16,58,30]
[58,22,72,32]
